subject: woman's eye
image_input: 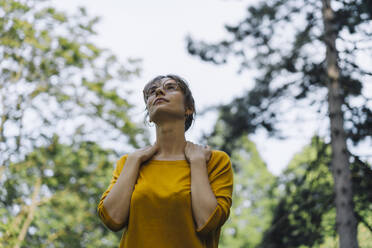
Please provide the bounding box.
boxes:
[166,85,176,90]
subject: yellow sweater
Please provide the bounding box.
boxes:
[97,150,234,248]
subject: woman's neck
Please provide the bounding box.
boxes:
[154,120,187,159]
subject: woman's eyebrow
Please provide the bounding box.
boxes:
[147,83,160,90]
[162,78,175,84]
[148,79,175,89]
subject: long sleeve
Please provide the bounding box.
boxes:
[196,151,234,236]
[97,155,129,231]
[97,150,233,248]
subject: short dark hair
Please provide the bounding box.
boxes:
[143,74,196,132]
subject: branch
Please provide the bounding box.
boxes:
[4,204,27,240]
[14,178,42,248]
[15,95,24,154]
[0,166,4,181]
[0,93,8,144]
[3,186,71,243]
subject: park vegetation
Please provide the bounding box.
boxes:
[1,0,371,247]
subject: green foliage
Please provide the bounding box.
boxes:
[259,136,372,247]
[202,117,276,247]
[0,1,148,247]
[0,136,122,247]
[219,135,276,248]
[0,0,147,166]
[187,0,372,146]
[260,136,334,247]
[187,0,372,246]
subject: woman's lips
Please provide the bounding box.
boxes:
[154,98,168,105]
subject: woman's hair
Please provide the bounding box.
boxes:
[143,74,196,132]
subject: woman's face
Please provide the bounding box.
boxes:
[145,78,191,124]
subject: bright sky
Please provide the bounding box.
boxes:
[51,0,370,175]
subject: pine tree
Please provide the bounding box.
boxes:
[259,136,372,247]
[187,0,372,247]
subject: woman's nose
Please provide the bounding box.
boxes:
[155,86,165,96]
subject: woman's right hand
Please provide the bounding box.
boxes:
[128,142,159,164]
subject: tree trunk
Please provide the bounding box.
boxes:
[321,0,359,247]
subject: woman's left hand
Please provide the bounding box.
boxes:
[184,141,212,164]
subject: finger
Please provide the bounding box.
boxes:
[152,143,159,151]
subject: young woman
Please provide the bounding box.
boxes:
[97,74,234,248]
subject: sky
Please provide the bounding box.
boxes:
[51,0,370,175]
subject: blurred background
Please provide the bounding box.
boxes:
[1,0,371,247]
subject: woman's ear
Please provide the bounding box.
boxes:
[185,109,193,116]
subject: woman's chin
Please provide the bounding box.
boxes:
[151,112,185,124]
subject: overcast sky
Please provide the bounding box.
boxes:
[51,0,370,175]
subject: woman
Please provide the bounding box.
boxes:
[97,74,234,248]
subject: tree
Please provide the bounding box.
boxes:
[0,136,125,247]
[0,0,147,167]
[259,136,372,247]
[0,0,148,246]
[187,0,372,247]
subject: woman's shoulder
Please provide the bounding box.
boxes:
[210,149,231,161]
[209,149,231,168]
[113,154,130,174]
[118,154,129,161]
[208,150,233,179]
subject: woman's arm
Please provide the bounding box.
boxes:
[189,159,218,230]
[101,143,159,228]
[185,142,233,235]
[102,155,141,226]
[185,141,218,229]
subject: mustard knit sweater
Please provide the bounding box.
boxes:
[97,150,234,248]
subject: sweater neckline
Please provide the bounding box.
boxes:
[147,159,189,165]
[146,150,217,165]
